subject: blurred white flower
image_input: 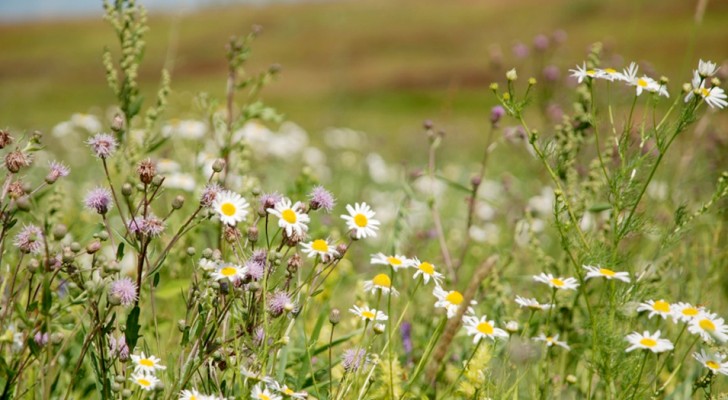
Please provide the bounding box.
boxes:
[162,119,206,139]
[71,113,102,133]
[165,173,196,192]
[156,159,180,174]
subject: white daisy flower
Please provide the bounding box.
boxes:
[179,389,204,400]
[267,198,310,237]
[300,238,339,260]
[131,372,160,391]
[341,202,380,239]
[625,330,674,353]
[693,350,728,375]
[349,305,388,322]
[263,378,308,399]
[533,273,579,290]
[363,273,399,296]
[433,286,475,319]
[212,190,249,225]
[411,258,444,286]
[569,62,597,83]
[596,67,623,82]
[688,311,728,343]
[370,253,415,270]
[251,383,282,400]
[582,265,631,283]
[210,262,247,283]
[514,295,553,311]
[684,70,726,108]
[131,352,166,374]
[697,59,719,78]
[671,302,704,324]
[463,315,508,343]
[534,333,571,351]
[636,299,672,320]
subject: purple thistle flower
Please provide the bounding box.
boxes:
[490,106,506,125]
[258,192,282,214]
[34,331,49,347]
[308,185,335,212]
[245,260,265,281]
[542,65,560,82]
[109,335,130,361]
[200,182,223,207]
[533,34,550,52]
[46,160,70,183]
[14,224,44,254]
[250,249,268,266]
[512,42,529,59]
[142,214,165,237]
[342,348,367,372]
[86,133,118,158]
[109,277,138,306]
[268,291,293,317]
[84,187,113,215]
[253,326,266,346]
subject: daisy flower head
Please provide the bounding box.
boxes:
[130,372,160,391]
[533,273,579,291]
[131,352,166,374]
[300,238,339,261]
[269,381,307,400]
[350,304,388,322]
[341,202,380,239]
[688,311,728,343]
[625,330,674,353]
[515,295,553,311]
[636,299,672,320]
[363,273,399,296]
[463,315,508,343]
[210,262,247,283]
[686,70,728,109]
[179,389,203,400]
[433,286,475,319]
[596,67,623,82]
[582,265,631,283]
[569,62,597,83]
[251,383,282,400]
[698,59,719,78]
[267,198,310,237]
[371,253,415,271]
[693,350,728,375]
[411,258,444,286]
[534,333,571,351]
[212,190,249,225]
[671,302,704,324]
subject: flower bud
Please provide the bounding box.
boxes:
[121,183,133,197]
[490,105,505,125]
[0,130,14,149]
[70,242,82,252]
[86,241,102,254]
[186,247,196,256]
[111,115,124,132]
[248,226,259,243]
[329,308,341,325]
[212,158,226,173]
[506,68,518,81]
[137,159,155,185]
[178,319,187,332]
[52,224,68,240]
[172,195,185,209]
[373,324,386,334]
[16,196,31,212]
[27,259,40,273]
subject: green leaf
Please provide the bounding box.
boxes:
[587,203,612,212]
[153,273,160,288]
[125,306,141,350]
[116,243,125,261]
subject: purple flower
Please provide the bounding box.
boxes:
[245,260,265,281]
[490,106,506,125]
[250,249,268,266]
[268,291,293,317]
[258,192,282,214]
[86,133,118,158]
[14,224,44,254]
[34,331,49,347]
[109,277,138,306]
[308,185,335,212]
[84,187,113,215]
[342,348,367,372]
[128,214,165,237]
[109,335,130,361]
[200,183,223,207]
[552,29,568,45]
[512,42,529,59]
[47,160,70,183]
[401,322,413,355]
[533,34,550,52]
[253,326,266,346]
[542,65,560,82]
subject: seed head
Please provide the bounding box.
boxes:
[0,130,14,149]
[200,183,223,207]
[5,151,32,173]
[137,159,156,184]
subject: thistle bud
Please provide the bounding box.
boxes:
[0,130,13,149]
[111,114,124,132]
[86,241,102,254]
[248,226,259,243]
[52,224,68,240]
[212,158,226,173]
[16,196,31,212]
[329,308,341,325]
[172,195,185,209]
[287,253,302,274]
[121,183,133,197]
[137,159,156,185]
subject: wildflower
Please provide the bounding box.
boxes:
[698,59,719,78]
[109,277,138,306]
[569,62,597,83]
[582,265,631,283]
[411,258,444,286]
[621,62,669,97]
[251,383,282,400]
[625,330,674,353]
[514,296,553,311]
[671,302,704,324]
[211,262,247,283]
[433,287,474,318]
[685,71,727,109]
[350,305,388,322]
[46,160,70,183]
[688,311,728,343]
[401,322,413,355]
[13,224,44,254]
[363,273,399,296]
[212,190,249,225]
[259,192,283,214]
[512,42,529,59]
[161,120,206,139]
[533,273,579,290]
[300,239,339,261]
[533,34,549,51]
[265,379,308,399]
[5,150,32,173]
[137,159,156,184]
[341,202,380,239]
[267,198,310,237]
[141,214,165,237]
[505,321,519,333]
[179,389,206,400]
[268,291,294,317]
[308,185,335,212]
[246,260,265,281]
[534,333,571,351]
[108,335,129,361]
[84,187,113,215]
[130,372,159,391]
[131,352,166,374]
[370,253,414,270]
[463,315,508,343]
[490,105,505,125]
[341,348,367,372]
[636,299,672,320]
[693,350,728,375]
[596,67,622,82]
[34,331,49,346]
[86,133,118,158]
[200,183,223,207]
[0,129,13,149]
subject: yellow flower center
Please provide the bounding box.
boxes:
[682,307,699,317]
[476,322,494,335]
[699,319,716,331]
[419,262,434,275]
[284,388,295,395]
[354,213,368,227]
[361,311,376,320]
[550,278,565,287]
[639,338,657,347]
[259,395,271,400]
[586,69,596,75]
[221,266,237,277]
[221,202,236,216]
[190,396,197,400]
[546,337,554,343]
[653,300,670,313]
[599,268,616,277]
[387,257,402,266]
[445,291,464,305]
[604,68,617,74]
[139,358,154,367]
[706,360,720,370]
[281,209,297,224]
[137,378,151,387]
[638,78,649,87]
[372,274,391,288]
[311,239,329,252]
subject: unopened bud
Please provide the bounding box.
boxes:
[172,195,185,209]
[373,324,386,334]
[52,224,68,240]
[86,241,102,254]
[659,76,669,85]
[287,253,302,274]
[16,196,31,212]
[329,308,341,325]
[212,159,226,173]
[335,244,348,259]
[121,183,133,197]
[137,159,155,185]
[506,68,518,81]
[711,77,721,86]
[178,319,187,332]
[98,230,109,242]
[489,82,499,92]
[566,374,577,384]
[28,259,40,273]
[248,226,259,243]
[186,247,196,256]
[111,115,124,132]
[528,77,537,85]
